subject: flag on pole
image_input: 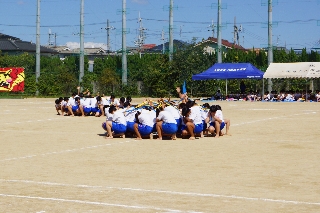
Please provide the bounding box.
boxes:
[182,81,187,94]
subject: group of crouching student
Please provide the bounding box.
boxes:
[55,93,127,117]
[101,99,231,140]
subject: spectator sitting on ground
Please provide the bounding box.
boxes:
[316,90,320,102]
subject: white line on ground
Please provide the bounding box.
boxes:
[232,112,316,127]
[0,179,319,206]
[0,193,202,213]
[0,141,136,162]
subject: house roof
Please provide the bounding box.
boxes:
[199,37,247,51]
[0,33,57,54]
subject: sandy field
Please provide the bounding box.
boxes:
[0,98,319,213]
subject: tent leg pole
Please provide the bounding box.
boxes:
[226,79,228,99]
[262,78,265,98]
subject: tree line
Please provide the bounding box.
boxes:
[1,43,319,98]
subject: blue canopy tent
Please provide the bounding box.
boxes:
[192,63,264,95]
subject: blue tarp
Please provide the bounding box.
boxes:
[192,63,264,80]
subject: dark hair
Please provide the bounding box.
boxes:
[135,111,141,122]
[126,96,132,103]
[64,97,69,101]
[59,97,63,102]
[96,96,101,101]
[120,97,125,104]
[72,92,77,96]
[186,101,195,108]
[202,103,210,109]
[216,105,222,111]
[123,101,131,108]
[108,105,117,113]
[55,99,60,104]
[178,102,186,109]
[156,108,160,117]
[79,93,84,98]
[209,105,217,113]
[110,94,115,99]
[75,97,80,102]
[181,107,191,117]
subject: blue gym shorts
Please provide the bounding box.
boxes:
[138,124,153,136]
[162,123,178,134]
[112,122,127,134]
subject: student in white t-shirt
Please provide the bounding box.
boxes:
[123,102,136,134]
[102,105,127,139]
[55,97,63,115]
[134,109,154,140]
[207,105,230,137]
[62,97,74,116]
[72,97,84,117]
[109,94,120,107]
[181,101,203,140]
[81,96,92,116]
[156,104,177,140]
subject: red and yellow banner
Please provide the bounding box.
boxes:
[0,67,25,92]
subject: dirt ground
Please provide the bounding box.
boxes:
[0,98,319,213]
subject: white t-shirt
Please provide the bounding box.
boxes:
[63,100,71,107]
[110,99,120,106]
[164,105,180,120]
[105,107,113,121]
[102,97,110,105]
[189,106,202,125]
[112,110,127,126]
[215,110,224,122]
[81,98,91,107]
[157,111,177,124]
[69,97,75,106]
[138,112,154,127]
[124,107,136,122]
[90,97,98,108]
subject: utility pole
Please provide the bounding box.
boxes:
[79,0,84,88]
[35,0,40,96]
[161,29,165,54]
[48,29,54,46]
[54,33,57,47]
[233,17,242,46]
[107,19,111,51]
[104,19,115,52]
[102,19,115,52]
[135,12,146,58]
[208,20,215,38]
[217,0,222,63]
[122,0,128,85]
[169,0,174,61]
[267,0,273,92]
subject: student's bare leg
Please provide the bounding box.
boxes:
[156,121,163,140]
[181,130,189,139]
[214,121,221,138]
[68,106,74,116]
[100,105,105,116]
[105,121,113,139]
[171,133,177,140]
[224,118,231,135]
[79,106,85,117]
[133,123,142,140]
[186,122,195,140]
[208,126,215,136]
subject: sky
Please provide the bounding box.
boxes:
[1,0,320,51]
